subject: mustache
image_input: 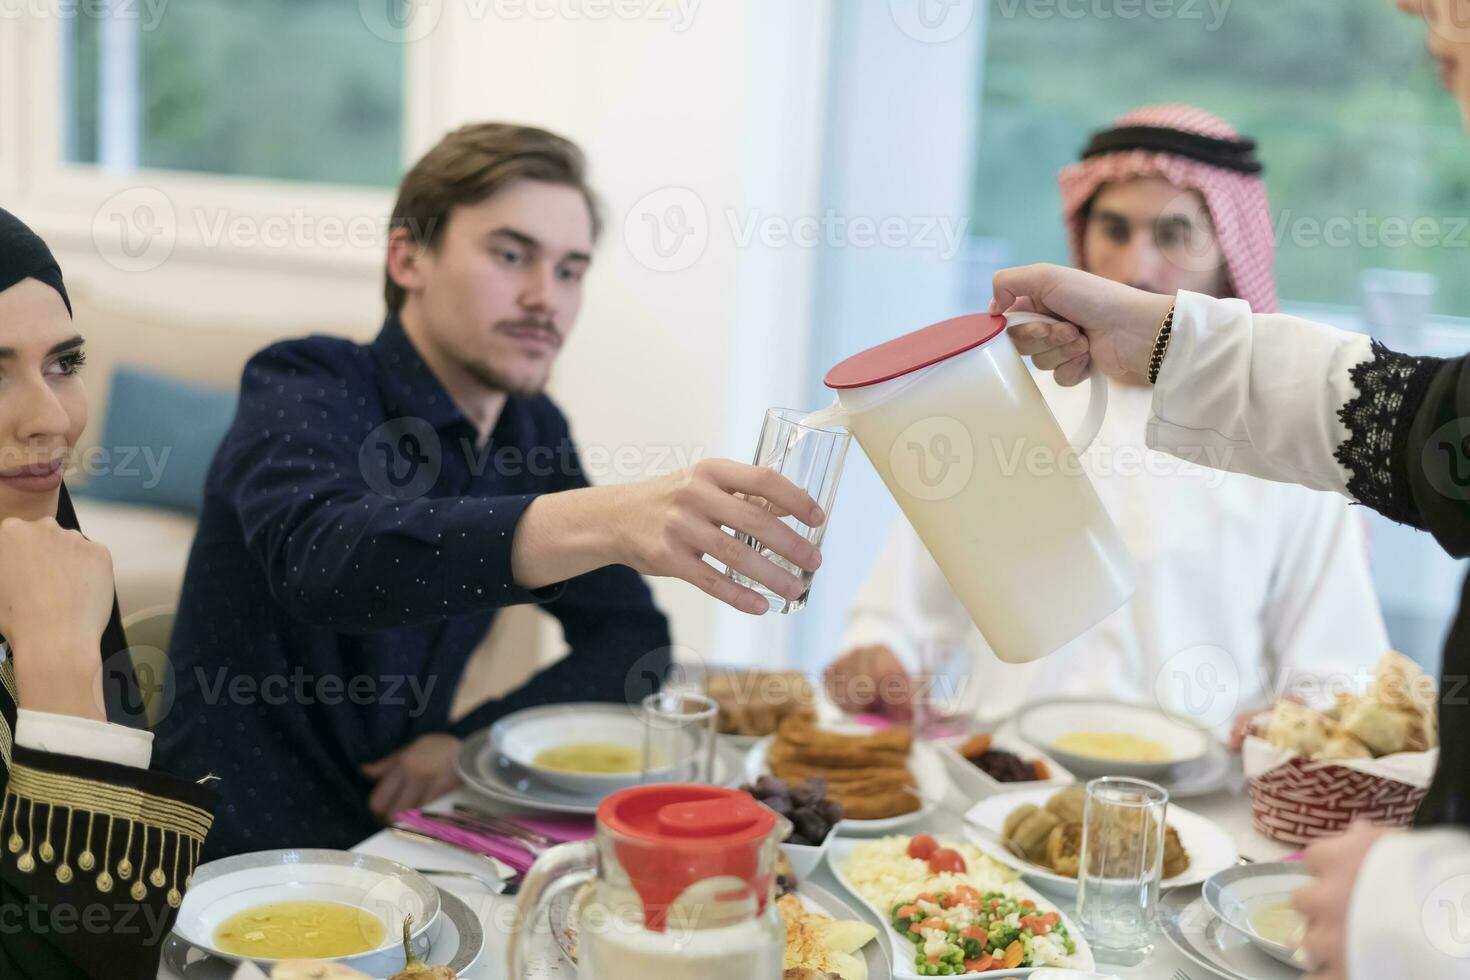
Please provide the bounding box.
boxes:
[495,318,561,345]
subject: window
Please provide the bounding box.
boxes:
[63,0,404,188]
[970,2,1470,314]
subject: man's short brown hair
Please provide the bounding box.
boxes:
[384,123,601,311]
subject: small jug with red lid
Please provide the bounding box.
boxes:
[508,784,785,979]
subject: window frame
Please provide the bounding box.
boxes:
[12,12,442,273]
[0,19,20,196]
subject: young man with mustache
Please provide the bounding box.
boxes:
[156,124,823,856]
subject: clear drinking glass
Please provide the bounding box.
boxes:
[726,407,850,613]
[912,640,982,740]
[640,691,718,785]
[1075,776,1169,966]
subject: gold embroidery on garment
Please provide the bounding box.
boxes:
[0,657,15,768]
[1,761,210,902]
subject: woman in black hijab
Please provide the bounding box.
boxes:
[0,208,215,980]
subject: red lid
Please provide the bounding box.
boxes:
[824,312,1006,390]
[598,784,776,931]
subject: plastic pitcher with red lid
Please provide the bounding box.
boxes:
[508,784,785,978]
[822,309,1135,664]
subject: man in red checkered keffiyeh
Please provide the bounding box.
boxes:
[1059,103,1278,313]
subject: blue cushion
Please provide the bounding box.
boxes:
[76,367,237,514]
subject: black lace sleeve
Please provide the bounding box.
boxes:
[1333,340,1447,527]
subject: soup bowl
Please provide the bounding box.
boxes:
[172,849,439,973]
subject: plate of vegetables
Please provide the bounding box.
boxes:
[829,834,1094,978]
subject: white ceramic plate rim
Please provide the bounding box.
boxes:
[490,702,680,793]
[1158,885,1303,980]
[1016,699,1211,774]
[743,734,950,834]
[165,885,481,980]
[1202,862,1312,967]
[990,719,1236,799]
[172,849,438,965]
[962,787,1240,892]
[797,878,895,980]
[825,835,1095,978]
[936,733,1076,794]
[458,730,738,813]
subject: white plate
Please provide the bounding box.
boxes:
[992,719,1236,800]
[1159,885,1303,980]
[548,878,892,979]
[458,729,741,814]
[171,849,439,974]
[743,734,950,835]
[826,836,1095,978]
[937,733,1075,802]
[1016,700,1211,780]
[491,702,683,796]
[164,885,482,980]
[1202,863,1311,969]
[962,787,1239,894]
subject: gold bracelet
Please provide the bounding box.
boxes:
[1147,304,1176,385]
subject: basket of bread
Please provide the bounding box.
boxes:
[1243,652,1439,845]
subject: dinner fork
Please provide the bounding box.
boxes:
[421,810,551,856]
[451,804,559,849]
[389,827,522,891]
[412,867,508,893]
[1174,970,1196,980]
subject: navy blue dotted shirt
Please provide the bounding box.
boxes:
[155,316,671,858]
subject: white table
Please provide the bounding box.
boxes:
[342,761,1291,980]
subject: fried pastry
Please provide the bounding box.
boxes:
[1044,785,1086,824]
[1162,825,1190,879]
[1045,823,1082,877]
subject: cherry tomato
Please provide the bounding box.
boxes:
[907,834,940,861]
[927,847,967,874]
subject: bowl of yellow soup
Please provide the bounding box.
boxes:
[171,849,439,974]
[491,702,682,796]
[1203,862,1311,969]
[1016,699,1212,779]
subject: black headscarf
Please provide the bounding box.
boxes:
[0,208,138,726]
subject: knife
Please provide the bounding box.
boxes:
[389,826,522,894]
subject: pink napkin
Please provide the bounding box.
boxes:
[396,810,539,874]
[509,813,594,842]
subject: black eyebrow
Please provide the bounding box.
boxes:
[488,227,592,266]
[1091,208,1132,225]
[0,335,85,360]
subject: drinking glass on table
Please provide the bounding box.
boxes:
[641,690,718,784]
[1075,776,1168,966]
[726,407,850,613]
[912,639,982,740]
